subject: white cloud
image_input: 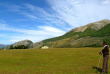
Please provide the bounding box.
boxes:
[47,0,81,27]
[0,3,71,31]
[1,1,110,29]
[0,23,66,43]
[14,19,29,22]
[23,3,69,28]
[0,34,5,37]
[1,0,110,44]
[10,35,45,43]
[47,0,110,27]
[102,0,110,4]
[38,26,65,36]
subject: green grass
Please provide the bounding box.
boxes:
[0,48,109,74]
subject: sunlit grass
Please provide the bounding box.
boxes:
[0,48,109,74]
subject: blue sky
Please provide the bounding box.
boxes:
[0,0,110,44]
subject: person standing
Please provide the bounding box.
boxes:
[99,42,109,74]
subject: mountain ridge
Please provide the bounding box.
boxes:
[33,19,110,48]
[12,40,33,48]
[0,44,9,49]
[70,19,110,32]
[8,19,110,49]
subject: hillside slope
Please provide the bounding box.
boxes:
[12,40,33,48]
[42,19,110,43]
[33,20,110,48]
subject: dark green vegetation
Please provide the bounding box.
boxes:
[0,48,109,74]
[89,24,110,37]
[10,45,29,49]
[11,40,33,49]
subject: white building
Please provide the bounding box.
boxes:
[41,46,49,49]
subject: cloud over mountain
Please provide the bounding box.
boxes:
[0,0,110,44]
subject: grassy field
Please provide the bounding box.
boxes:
[0,48,109,74]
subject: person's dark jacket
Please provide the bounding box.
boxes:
[102,45,109,57]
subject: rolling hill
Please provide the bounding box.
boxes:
[0,44,5,48]
[9,40,33,49]
[8,19,110,49]
[0,44,9,49]
[33,19,110,48]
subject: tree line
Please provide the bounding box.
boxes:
[10,45,29,49]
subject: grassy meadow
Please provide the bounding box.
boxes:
[0,48,109,74]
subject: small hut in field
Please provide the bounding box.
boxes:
[41,46,49,49]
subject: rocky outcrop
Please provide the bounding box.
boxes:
[73,19,110,32]
[13,40,33,48]
[88,19,110,30]
[73,26,88,32]
[33,41,43,49]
